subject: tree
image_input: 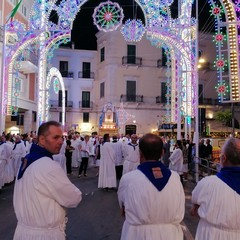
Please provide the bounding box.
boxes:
[215,110,232,133]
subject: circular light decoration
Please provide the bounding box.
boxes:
[215,33,224,42]
[121,19,145,42]
[216,85,226,94]
[92,1,124,32]
[212,7,221,16]
[216,59,225,68]
[53,77,60,94]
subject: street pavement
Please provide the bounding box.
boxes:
[0,167,199,240]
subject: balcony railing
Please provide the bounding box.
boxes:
[50,100,73,108]
[79,101,93,109]
[78,71,95,79]
[156,96,169,104]
[0,26,4,43]
[157,59,168,68]
[120,94,144,103]
[199,98,220,105]
[122,56,142,66]
[60,71,74,78]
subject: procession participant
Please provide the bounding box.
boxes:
[111,135,124,181]
[191,137,240,240]
[13,121,82,240]
[122,134,140,175]
[98,133,116,190]
[118,133,185,240]
[0,135,8,190]
[12,135,26,176]
[3,134,14,184]
[169,140,184,183]
[78,135,92,177]
[71,134,80,168]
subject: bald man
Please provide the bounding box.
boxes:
[191,137,240,240]
[118,133,185,240]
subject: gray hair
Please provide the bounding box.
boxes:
[222,138,240,166]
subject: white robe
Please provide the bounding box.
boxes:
[122,144,140,175]
[3,141,14,184]
[53,141,67,173]
[192,175,240,240]
[12,142,26,176]
[169,148,183,175]
[118,170,185,240]
[0,143,8,188]
[71,139,80,168]
[98,142,116,188]
[13,156,82,240]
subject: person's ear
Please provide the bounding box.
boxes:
[220,154,227,166]
[38,135,45,147]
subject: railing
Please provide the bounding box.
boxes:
[21,49,38,65]
[157,59,167,68]
[49,100,73,108]
[120,94,143,103]
[60,71,74,78]
[199,98,220,105]
[78,71,95,79]
[122,56,142,66]
[79,101,93,109]
[156,96,168,104]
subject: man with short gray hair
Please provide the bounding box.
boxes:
[191,137,240,240]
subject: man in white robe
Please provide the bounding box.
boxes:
[118,133,185,240]
[0,136,8,189]
[13,121,82,240]
[71,135,80,168]
[98,133,116,190]
[191,137,240,240]
[3,134,14,184]
[122,134,140,175]
[12,135,26,176]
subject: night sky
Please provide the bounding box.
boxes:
[55,0,213,50]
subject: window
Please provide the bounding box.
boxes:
[161,82,167,103]
[17,114,24,126]
[59,112,66,123]
[199,84,203,104]
[82,91,90,108]
[58,90,68,107]
[82,62,91,78]
[126,81,136,102]
[127,45,136,64]
[83,112,89,123]
[162,48,168,67]
[100,47,105,62]
[100,82,105,98]
[59,61,68,77]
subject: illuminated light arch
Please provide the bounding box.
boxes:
[5,35,38,115]
[46,67,66,126]
[2,0,198,132]
[208,0,240,102]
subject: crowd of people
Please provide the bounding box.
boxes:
[1,121,240,239]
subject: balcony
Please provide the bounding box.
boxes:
[157,59,168,68]
[79,101,93,109]
[199,98,220,105]
[78,71,95,79]
[156,96,169,104]
[0,26,4,43]
[122,56,142,66]
[120,95,143,103]
[60,71,74,78]
[49,100,73,108]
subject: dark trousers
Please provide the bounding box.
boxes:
[115,165,123,180]
[66,153,72,174]
[79,157,89,175]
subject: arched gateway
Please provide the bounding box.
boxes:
[0,0,239,138]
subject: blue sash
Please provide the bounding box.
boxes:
[138,161,171,191]
[17,144,53,180]
[217,166,240,194]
